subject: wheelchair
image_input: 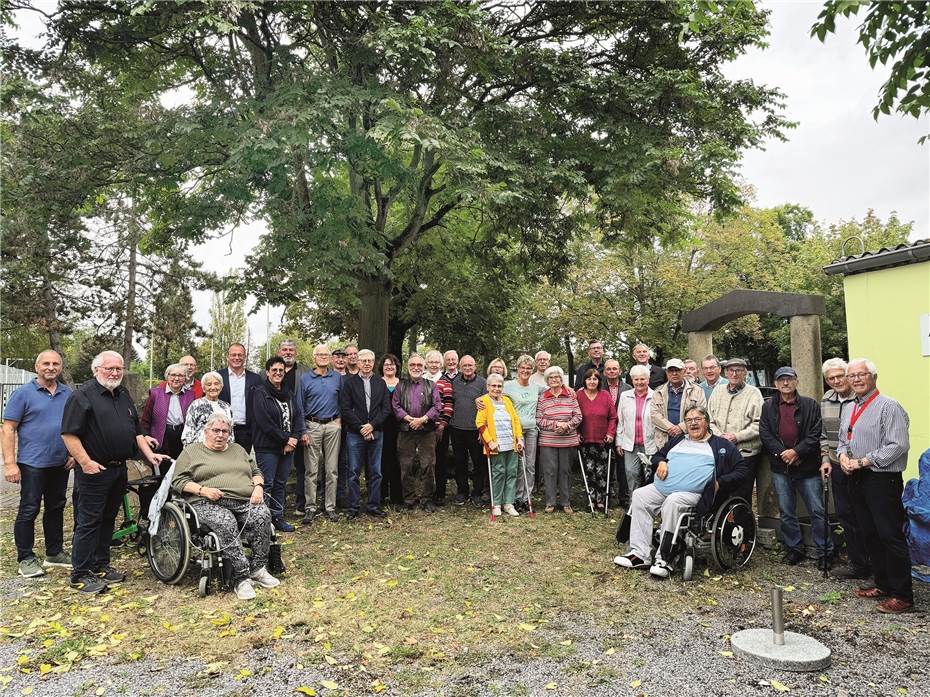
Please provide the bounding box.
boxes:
[145,495,286,597]
[654,496,757,581]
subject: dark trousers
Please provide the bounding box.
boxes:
[292,443,307,512]
[337,425,349,507]
[161,423,184,459]
[71,465,127,578]
[380,415,402,505]
[233,423,253,455]
[734,453,759,504]
[848,470,913,602]
[452,427,486,499]
[830,464,870,571]
[255,450,294,521]
[434,426,452,501]
[14,463,70,562]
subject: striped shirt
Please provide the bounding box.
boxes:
[836,389,910,473]
[819,388,855,464]
[536,388,582,448]
[493,402,515,452]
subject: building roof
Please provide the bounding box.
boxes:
[823,238,930,276]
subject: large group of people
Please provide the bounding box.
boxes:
[0,341,916,612]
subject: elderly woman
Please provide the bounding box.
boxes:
[251,356,304,533]
[172,413,278,600]
[577,368,618,510]
[476,374,524,517]
[504,354,543,509]
[536,366,582,513]
[182,371,234,446]
[616,364,656,504]
[486,358,508,378]
[142,363,197,459]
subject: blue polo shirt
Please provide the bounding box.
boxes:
[300,369,342,420]
[3,379,72,468]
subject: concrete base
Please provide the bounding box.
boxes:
[731,629,831,672]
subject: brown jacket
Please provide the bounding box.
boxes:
[651,380,706,450]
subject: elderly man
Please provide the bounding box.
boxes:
[699,354,728,400]
[819,358,869,580]
[682,359,699,383]
[573,339,605,389]
[651,359,706,451]
[277,339,311,516]
[707,357,763,504]
[344,345,360,375]
[392,353,443,511]
[61,351,166,593]
[3,350,74,578]
[760,367,829,566]
[450,356,488,506]
[614,406,747,578]
[626,343,666,389]
[300,345,343,523]
[835,359,913,614]
[178,355,204,398]
[529,351,551,388]
[219,343,262,454]
[339,349,389,519]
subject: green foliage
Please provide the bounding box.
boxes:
[813,1,930,140]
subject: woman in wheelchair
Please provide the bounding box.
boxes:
[614,406,749,579]
[171,413,280,600]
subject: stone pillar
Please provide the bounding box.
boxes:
[790,314,823,400]
[687,331,714,364]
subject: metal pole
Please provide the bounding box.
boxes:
[772,588,785,645]
[148,337,153,387]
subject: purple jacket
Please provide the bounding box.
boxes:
[141,386,197,447]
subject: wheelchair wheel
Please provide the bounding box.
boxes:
[198,575,210,597]
[710,497,756,571]
[147,502,190,584]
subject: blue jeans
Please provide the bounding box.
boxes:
[255,450,294,521]
[771,471,833,558]
[346,431,383,513]
[14,463,70,562]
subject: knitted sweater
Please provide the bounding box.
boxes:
[172,442,261,502]
[576,389,618,444]
[475,395,524,456]
[536,388,582,448]
[707,384,763,456]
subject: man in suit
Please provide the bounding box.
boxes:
[339,349,390,520]
[278,339,311,515]
[218,343,262,454]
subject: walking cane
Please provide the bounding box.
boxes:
[822,473,830,579]
[576,451,596,515]
[519,450,536,519]
[604,448,612,519]
[487,456,497,522]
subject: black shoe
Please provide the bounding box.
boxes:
[95,565,126,583]
[471,495,483,508]
[325,511,340,522]
[367,508,388,518]
[832,565,872,580]
[300,510,318,525]
[71,573,108,594]
[783,549,805,566]
[345,511,360,521]
[422,501,436,513]
[454,494,467,506]
[273,519,295,532]
[433,498,447,507]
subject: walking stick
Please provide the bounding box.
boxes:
[519,450,536,519]
[487,456,497,522]
[604,447,612,519]
[576,451,596,515]
[822,473,830,579]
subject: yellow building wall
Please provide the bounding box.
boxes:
[843,262,930,480]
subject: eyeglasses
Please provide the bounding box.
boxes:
[825,374,846,381]
[207,428,230,435]
[98,366,124,373]
[167,374,187,379]
[268,368,285,374]
[684,417,706,425]
[847,372,871,380]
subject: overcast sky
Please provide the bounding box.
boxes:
[11,2,929,351]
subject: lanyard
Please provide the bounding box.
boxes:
[846,391,880,441]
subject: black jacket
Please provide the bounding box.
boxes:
[218,368,262,425]
[573,360,605,390]
[250,383,305,452]
[760,394,823,478]
[339,373,392,434]
[650,433,749,517]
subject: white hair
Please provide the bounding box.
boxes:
[821,357,848,377]
[358,349,375,361]
[201,370,223,387]
[164,363,186,379]
[847,358,878,377]
[534,350,551,361]
[91,350,123,372]
[443,349,458,360]
[515,354,534,369]
[425,350,442,362]
[629,364,650,379]
[486,374,504,386]
[543,366,564,380]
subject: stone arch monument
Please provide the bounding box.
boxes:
[682,289,826,535]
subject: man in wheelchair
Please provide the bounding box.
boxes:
[169,414,280,600]
[614,406,749,578]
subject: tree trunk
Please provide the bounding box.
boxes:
[563,334,574,382]
[388,317,408,360]
[121,200,139,366]
[358,277,391,355]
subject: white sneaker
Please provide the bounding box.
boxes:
[491,505,502,517]
[235,579,256,600]
[503,504,519,517]
[649,558,671,579]
[250,567,280,589]
[613,553,650,569]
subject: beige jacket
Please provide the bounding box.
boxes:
[651,380,707,450]
[707,383,763,456]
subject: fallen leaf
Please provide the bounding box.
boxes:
[39,663,52,675]
[22,688,34,696]
[719,650,734,657]
[630,679,642,688]
[770,679,790,692]
[320,680,339,690]
[295,688,317,696]
[324,655,337,665]
[518,623,536,632]
[782,585,796,592]
[818,675,830,684]
[235,669,253,681]
[605,648,616,655]
[559,640,572,646]
[371,680,386,693]
[272,625,285,639]
[544,683,557,690]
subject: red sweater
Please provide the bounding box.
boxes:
[576,389,618,444]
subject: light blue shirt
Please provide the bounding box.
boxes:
[3,379,72,468]
[655,437,715,496]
